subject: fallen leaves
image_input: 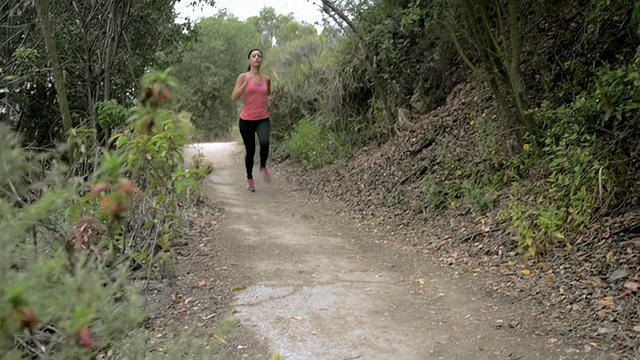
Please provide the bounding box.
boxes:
[212,334,228,344]
[269,354,281,360]
[596,297,615,307]
[290,315,303,321]
[623,281,639,291]
[231,285,247,291]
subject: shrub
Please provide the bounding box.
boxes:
[0,125,146,359]
[501,63,640,257]
[0,70,216,358]
[422,113,506,214]
[285,115,351,170]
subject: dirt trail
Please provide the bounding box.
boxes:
[180,142,593,360]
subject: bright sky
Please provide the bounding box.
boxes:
[175,0,325,29]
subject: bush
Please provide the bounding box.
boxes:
[285,115,351,170]
[0,125,146,359]
[420,62,640,258]
[501,63,640,257]
[0,70,216,358]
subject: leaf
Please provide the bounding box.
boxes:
[623,282,639,291]
[213,334,228,344]
[269,354,281,360]
[231,285,246,291]
[553,231,564,239]
[290,315,303,321]
[196,280,207,287]
[417,278,427,286]
[606,251,613,264]
[520,269,531,276]
[596,297,615,306]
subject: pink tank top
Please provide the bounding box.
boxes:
[240,76,269,121]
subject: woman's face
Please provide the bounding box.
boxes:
[248,51,263,69]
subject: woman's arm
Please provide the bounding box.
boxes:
[231,73,248,102]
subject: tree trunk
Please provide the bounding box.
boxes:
[450,0,538,139]
[34,0,73,135]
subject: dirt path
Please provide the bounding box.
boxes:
[168,142,596,360]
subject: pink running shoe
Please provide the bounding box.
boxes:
[261,167,271,183]
[247,179,255,192]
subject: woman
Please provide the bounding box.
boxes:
[231,48,272,192]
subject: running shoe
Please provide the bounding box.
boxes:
[247,179,255,192]
[261,167,271,183]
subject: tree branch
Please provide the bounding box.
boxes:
[34,0,73,136]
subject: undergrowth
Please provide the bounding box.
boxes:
[423,112,504,213]
[0,70,220,358]
[285,115,351,170]
[423,63,640,259]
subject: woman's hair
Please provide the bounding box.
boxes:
[247,48,262,72]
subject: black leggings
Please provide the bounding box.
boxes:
[239,118,270,180]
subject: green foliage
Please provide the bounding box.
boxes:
[245,7,317,51]
[2,0,205,147]
[423,64,639,258]
[99,72,204,265]
[191,151,215,180]
[170,11,261,140]
[0,124,144,359]
[500,63,640,257]
[285,115,351,170]
[353,0,461,111]
[524,0,639,105]
[266,35,336,141]
[449,0,535,138]
[0,70,215,358]
[422,114,504,213]
[97,99,131,130]
[266,0,463,149]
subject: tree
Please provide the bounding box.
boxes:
[316,0,397,135]
[170,11,261,139]
[246,7,318,50]
[1,0,214,147]
[34,0,72,136]
[447,0,536,140]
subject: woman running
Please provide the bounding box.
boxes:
[231,48,272,192]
